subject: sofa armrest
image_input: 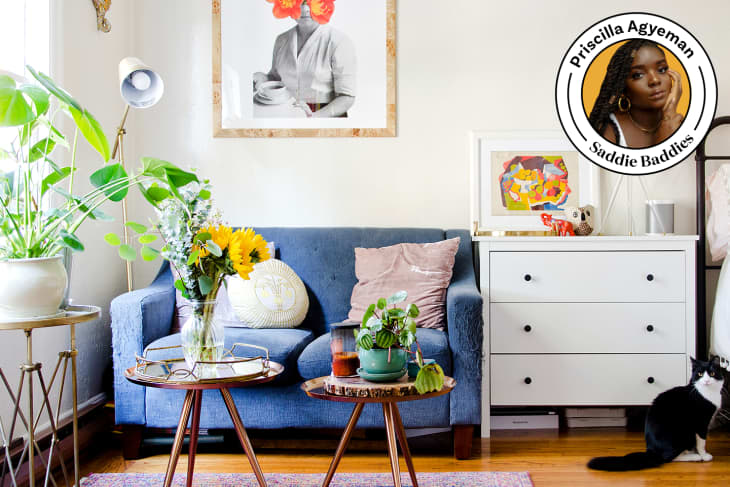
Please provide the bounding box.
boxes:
[445,230,483,426]
[111,264,175,424]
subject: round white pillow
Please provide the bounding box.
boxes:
[227,259,309,328]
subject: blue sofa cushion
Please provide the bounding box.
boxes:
[145,328,315,382]
[297,327,452,380]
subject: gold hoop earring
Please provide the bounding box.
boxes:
[617,94,631,112]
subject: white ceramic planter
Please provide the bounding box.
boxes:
[0,256,68,320]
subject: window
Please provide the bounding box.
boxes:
[0,0,51,172]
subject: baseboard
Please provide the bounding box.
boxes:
[0,392,110,484]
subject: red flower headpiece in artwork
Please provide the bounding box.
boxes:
[266,0,335,24]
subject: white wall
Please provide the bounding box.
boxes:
[0,0,133,426]
[127,0,730,289]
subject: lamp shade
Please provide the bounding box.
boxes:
[118,57,163,108]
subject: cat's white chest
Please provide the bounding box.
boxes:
[695,381,723,410]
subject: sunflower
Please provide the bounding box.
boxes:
[192,225,233,262]
[229,228,269,280]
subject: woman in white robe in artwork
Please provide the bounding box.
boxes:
[254,0,356,118]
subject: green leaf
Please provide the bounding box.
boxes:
[194,232,211,243]
[187,249,200,265]
[356,328,373,350]
[375,329,396,349]
[59,229,84,252]
[29,137,57,163]
[125,221,147,234]
[27,66,82,111]
[136,183,160,209]
[140,245,159,261]
[138,234,157,244]
[88,207,113,221]
[90,163,129,201]
[198,275,213,296]
[146,186,170,202]
[398,330,416,348]
[0,81,35,126]
[377,298,387,310]
[69,106,110,162]
[362,303,376,327]
[389,308,406,319]
[368,318,383,333]
[141,157,198,188]
[199,189,211,200]
[0,76,14,90]
[41,166,74,196]
[104,233,121,246]
[174,279,186,293]
[206,240,222,257]
[19,85,49,117]
[414,363,445,394]
[406,303,420,318]
[118,244,136,261]
[387,290,407,305]
[405,317,417,334]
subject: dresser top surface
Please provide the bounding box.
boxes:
[473,235,698,242]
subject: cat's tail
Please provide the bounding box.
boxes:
[587,451,663,471]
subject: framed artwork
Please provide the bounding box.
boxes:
[212,0,396,137]
[470,131,601,232]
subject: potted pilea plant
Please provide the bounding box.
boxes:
[356,290,445,394]
[0,67,196,319]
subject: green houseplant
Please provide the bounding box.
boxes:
[356,290,445,394]
[0,67,197,318]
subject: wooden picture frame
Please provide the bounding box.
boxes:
[212,0,396,137]
[470,131,601,233]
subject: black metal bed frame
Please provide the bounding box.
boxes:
[695,116,730,360]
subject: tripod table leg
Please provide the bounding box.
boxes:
[322,402,364,487]
[383,403,402,487]
[220,388,267,487]
[391,403,418,487]
[163,390,195,487]
[186,390,203,487]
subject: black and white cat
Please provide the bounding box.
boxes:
[588,356,725,471]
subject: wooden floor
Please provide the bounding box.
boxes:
[82,428,730,486]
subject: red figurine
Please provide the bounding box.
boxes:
[541,213,574,236]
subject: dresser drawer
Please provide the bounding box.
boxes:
[490,303,686,353]
[490,354,687,406]
[489,251,684,302]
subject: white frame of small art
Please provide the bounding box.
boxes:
[470,131,601,233]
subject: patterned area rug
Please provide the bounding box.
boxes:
[82,472,533,486]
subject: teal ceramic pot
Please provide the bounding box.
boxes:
[358,348,407,374]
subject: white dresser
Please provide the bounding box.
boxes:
[474,236,698,437]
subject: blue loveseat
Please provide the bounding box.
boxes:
[111,227,482,459]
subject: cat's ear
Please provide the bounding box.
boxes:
[690,356,697,365]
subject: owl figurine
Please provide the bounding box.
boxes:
[565,205,595,236]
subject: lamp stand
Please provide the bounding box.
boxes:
[112,105,133,293]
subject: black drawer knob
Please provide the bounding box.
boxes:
[646,274,654,281]
[524,325,532,332]
[647,377,655,384]
[646,325,654,332]
[524,274,532,282]
[524,377,532,384]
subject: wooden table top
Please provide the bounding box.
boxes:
[125,361,285,390]
[301,375,456,404]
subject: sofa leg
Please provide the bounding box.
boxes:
[453,425,474,459]
[122,425,144,459]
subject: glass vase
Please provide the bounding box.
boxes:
[180,299,224,378]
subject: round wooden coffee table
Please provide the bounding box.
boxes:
[126,359,284,487]
[302,375,456,487]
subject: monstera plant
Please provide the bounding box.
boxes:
[0,66,197,318]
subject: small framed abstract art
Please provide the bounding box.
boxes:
[470,131,601,233]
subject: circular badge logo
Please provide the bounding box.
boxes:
[556,12,717,175]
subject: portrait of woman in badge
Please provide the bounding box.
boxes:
[584,39,690,149]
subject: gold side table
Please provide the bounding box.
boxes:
[0,305,100,487]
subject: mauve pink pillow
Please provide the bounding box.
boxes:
[347,238,460,330]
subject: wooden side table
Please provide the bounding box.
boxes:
[302,375,456,487]
[125,357,284,487]
[0,305,100,487]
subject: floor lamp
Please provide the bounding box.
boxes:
[112,57,164,292]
